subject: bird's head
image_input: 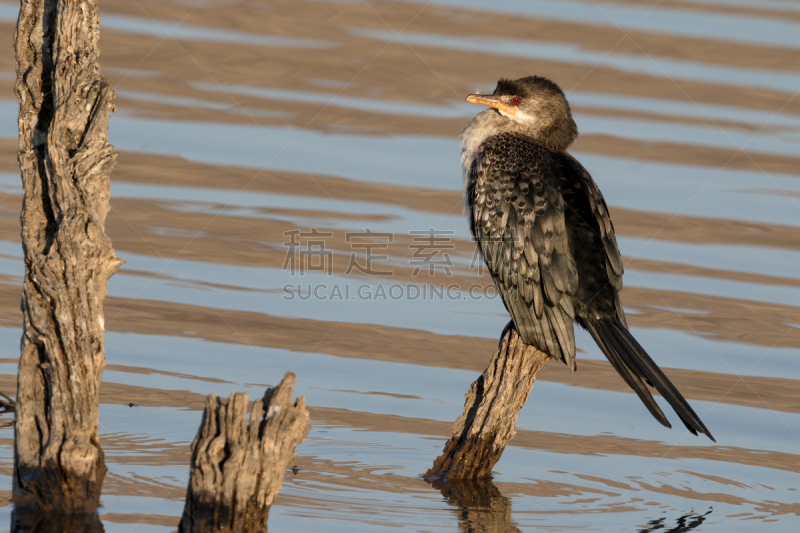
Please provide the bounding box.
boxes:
[466,76,578,152]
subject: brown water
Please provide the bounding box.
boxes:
[1,0,799,531]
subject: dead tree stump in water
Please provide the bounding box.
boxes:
[426,330,551,480]
[179,372,311,533]
[14,0,120,513]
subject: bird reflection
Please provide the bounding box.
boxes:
[638,508,712,532]
[430,477,522,533]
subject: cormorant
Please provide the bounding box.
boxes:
[462,75,714,441]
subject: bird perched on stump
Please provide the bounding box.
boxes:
[462,75,714,441]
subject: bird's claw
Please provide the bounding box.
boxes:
[499,320,515,349]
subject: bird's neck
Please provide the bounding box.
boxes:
[460,109,577,177]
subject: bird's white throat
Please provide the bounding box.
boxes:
[460,110,505,178]
[460,108,541,174]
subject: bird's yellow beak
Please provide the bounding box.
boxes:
[466,94,517,117]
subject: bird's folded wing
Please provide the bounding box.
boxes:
[557,152,628,325]
[558,153,624,291]
[469,140,578,369]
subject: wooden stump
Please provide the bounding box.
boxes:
[14,0,120,513]
[179,372,311,533]
[426,329,551,480]
[431,478,522,533]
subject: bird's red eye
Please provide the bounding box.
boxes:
[511,97,520,104]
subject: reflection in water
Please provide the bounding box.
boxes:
[568,92,800,131]
[191,81,475,119]
[11,510,104,533]
[399,0,800,49]
[355,29,800,94]
[0,0,799,530]
[101,14,334,49]
[117,89,294,119]
[430,478,522,533]
[638,508,712,533]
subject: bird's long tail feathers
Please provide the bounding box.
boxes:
[584,317,715,442]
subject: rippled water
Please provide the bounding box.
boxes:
[0,0,799,531]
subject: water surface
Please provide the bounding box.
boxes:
[0,0,798,531]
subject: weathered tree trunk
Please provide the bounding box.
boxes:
[14,0,120,513]
[431,478,522,533]
[179,372,311,533]
[426,330,551,480]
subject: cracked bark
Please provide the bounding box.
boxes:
[426,330,551,480]
[14,0,120,514]
[179,372,312,533]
